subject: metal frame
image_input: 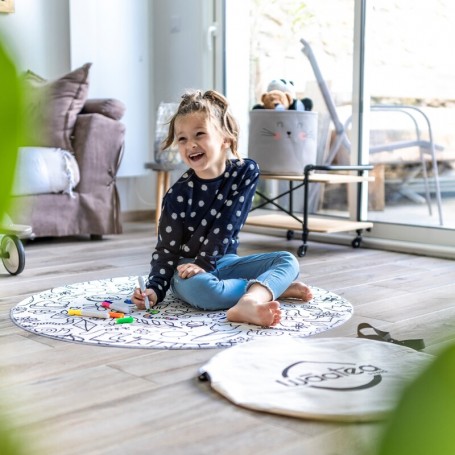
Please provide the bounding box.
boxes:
[300,37,444,226]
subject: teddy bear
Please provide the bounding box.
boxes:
[255,78,313,111]
[252,89,292,110]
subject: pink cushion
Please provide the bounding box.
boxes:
[82,98,126,120]
[23,63,92,151]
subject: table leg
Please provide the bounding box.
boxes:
[155,171,165,233]
[155,171,174,234]
[164,171,171,193]
[369,164,385,211]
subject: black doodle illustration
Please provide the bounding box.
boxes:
[10,277,353,350]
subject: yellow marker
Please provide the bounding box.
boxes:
[68,309,110,319]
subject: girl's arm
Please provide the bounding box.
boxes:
[146,196,184,302]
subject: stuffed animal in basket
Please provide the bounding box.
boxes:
[252,89,292,111]
[266,78,313,111]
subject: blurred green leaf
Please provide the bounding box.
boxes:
[0,414,26,455]
[0,35,26,455]
[377,343,455,455]
[0,37,22,222]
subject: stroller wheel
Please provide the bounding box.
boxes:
[1,235,25,275]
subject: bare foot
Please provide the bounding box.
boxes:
[226,294,282,327]
[279,281,313,302]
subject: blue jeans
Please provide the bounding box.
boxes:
[170,251,300,310]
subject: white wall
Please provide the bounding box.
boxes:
[152,0,219,103]
[0,0,70,77]
[0,0,223,214]
[69,0,152,178]
[225,0,250,158]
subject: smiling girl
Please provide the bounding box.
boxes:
[131,89,312,327]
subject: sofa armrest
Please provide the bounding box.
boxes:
[72,113,125,194]
[81,98,126,121]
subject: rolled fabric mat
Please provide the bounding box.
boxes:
[199,337,433,421]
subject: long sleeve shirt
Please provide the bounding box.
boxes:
[146,158,260,303]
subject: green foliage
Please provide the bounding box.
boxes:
[377,343,455,455]
[0,414,26,455]
[251,0,313,44]
[0,37,22,221]
[0,35,26,455]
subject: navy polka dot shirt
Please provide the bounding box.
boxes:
[146,158,260,303]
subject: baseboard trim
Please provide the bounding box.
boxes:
[243,225,455,260]
[121,210,154,222]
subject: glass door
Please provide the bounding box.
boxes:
[239,0,355,217]
[225,0,455,254]
[366,0,455,231]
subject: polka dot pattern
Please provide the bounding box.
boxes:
[148,159,260,303]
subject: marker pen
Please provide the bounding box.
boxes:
[109,312,125,318]
[68,309,109,319]
[116,316,134,324]
[138,276,150,310]
[101,301,132,314]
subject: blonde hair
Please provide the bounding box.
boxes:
[162,89,242,160]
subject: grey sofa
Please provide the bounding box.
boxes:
[11,64,126,239]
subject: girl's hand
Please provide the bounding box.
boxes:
[131,287,157,310]
[177,263,205,279]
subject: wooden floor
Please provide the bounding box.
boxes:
[1,220,455,455]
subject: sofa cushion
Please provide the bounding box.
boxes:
[23,63,92,151]
[12,147,81,197]
[82,98,126,120]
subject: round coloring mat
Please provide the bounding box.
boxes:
[10,276,353,350]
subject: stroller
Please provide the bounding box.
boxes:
[0,214,32,275]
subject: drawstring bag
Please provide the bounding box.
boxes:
[248,110,318,175]
[199,337,432,422]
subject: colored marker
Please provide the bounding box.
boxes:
[138,276,150,310]
[68,309,109,319]
[116,316,134,324]
[109,312,125,318]
[101,301,132,314]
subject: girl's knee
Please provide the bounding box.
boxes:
[172,274,234,310]
[278,251,299,274]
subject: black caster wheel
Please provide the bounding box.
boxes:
[297,245,307,257]
[1,235,25,275]
[286,230,295,240]
[351,236,362,248]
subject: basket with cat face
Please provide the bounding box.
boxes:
[248,110,318,175]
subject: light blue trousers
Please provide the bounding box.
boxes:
[170,251,300,310]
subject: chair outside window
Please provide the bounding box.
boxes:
[300,38,444,226]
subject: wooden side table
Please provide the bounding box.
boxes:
[144,162,186,232]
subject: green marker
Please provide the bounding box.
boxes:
[116,316,134,324]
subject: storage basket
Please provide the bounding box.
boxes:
[248,110,318,175]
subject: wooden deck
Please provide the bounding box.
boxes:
[1,220,455,455]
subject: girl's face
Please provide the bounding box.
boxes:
[174,112,230,179]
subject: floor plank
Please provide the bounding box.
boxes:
[1,220,453,455]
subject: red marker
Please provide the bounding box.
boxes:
[101,301,132,314]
